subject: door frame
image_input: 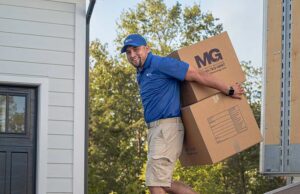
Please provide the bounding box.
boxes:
[0,75,48,194]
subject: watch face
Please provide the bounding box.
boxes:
[229,88,235,96]
[228,86,234,96]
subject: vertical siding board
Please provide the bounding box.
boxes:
[265,0,282,145]
[290,0,300,144]
[73,2,86,194]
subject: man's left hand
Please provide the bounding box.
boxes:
[229,82,244,99]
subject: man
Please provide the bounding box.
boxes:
[121,34,244,194]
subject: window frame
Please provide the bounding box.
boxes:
[0,88,31,139]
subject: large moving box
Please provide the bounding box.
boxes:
[168,32,263,166]
[180,94,262,166]
[168,32,246,107]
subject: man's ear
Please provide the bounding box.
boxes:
[146,45,151,53]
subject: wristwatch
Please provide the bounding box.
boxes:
[227,86,235,96]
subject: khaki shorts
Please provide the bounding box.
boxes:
[145,118,184,187]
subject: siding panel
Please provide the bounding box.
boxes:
[49,106,73,121]
[48,164,73,178]
[49,78,74,93]
[0,0,75,12]
[0,31,74,52]
[0,18,74,38]
[48,149,73,164]
[0,4,74,25]
[48,134,73,149]
[0,60,74,79]
[49,92,74,107]
[47,178,72,192]
[0,46,74,65]
[48,120,73,135]
[48,66,74,79]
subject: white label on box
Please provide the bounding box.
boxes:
[207,106,247,143]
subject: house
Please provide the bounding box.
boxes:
[0,0,92,193]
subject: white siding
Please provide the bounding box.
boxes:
[0,4,75,25]
[0,46,74,65]
[48,120,73,135]
[48,164,73,178]
[0,0,75,12]
[49,92,74,107]
[0,18,75,38]
[0,61,74,79]
[49,106,74,121]
[48,149,73,164]
[0,31,75,52]
[48,134,73,149]
[0,0,85,193]
[47,178,73,193]
[49,78,74,93]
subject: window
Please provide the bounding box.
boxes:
[0,93,27,134]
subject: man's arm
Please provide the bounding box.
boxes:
[185,65,244,99]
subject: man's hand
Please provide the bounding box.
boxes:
[185,65,245,99]
[228,82,244,99]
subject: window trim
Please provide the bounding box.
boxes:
[0,75,48,194]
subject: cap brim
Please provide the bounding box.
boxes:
[120,43,144,53]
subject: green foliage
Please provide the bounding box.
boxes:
[88,0,285,193]
[88,41,147,194]
[115,0,223,56]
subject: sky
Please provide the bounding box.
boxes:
[88,0,263,67]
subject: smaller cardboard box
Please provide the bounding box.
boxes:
[168,32,246,107]
[180,93,263,166]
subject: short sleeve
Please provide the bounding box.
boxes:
[157,56,189,81]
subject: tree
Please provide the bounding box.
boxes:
[115,0,223,56]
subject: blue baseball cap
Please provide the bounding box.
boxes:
[121,34,147,53]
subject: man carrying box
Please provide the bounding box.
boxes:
[121,34,244,194]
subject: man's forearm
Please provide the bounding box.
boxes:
[193,71,229,95]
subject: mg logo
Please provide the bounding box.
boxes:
[194,48,223,68]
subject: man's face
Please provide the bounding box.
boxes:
[125,45,150,68]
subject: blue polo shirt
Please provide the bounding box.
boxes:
[137,52,189,123]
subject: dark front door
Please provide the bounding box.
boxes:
[0,85,37,194]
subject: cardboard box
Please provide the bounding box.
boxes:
[168,32,246,106]
[180,93,263,166]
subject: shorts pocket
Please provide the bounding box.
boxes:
[161,123,183,143]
